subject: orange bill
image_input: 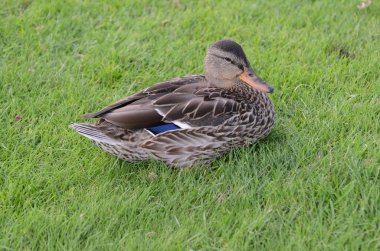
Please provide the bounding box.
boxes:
[239,68,274,93]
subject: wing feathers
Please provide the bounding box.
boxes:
[69,123,116,144]
[81,75,243,130]
[103,107,162,129]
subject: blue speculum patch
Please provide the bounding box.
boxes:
[147,123,180,135]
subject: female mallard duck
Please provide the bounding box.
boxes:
[70,40,275,168]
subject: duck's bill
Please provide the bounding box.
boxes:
[239,69,274,93]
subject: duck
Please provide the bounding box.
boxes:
[70,39,275,168]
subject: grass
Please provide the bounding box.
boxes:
[1,0,379,249]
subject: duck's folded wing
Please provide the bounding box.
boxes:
[82,75,241,129]
[152,89,241,127]
[94,88,240,129]
[82,75,205,119]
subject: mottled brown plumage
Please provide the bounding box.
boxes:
[70,40,275,168]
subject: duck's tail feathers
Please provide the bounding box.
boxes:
[69,123,115,144]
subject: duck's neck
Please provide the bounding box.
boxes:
[230,82,260,99]
[232,82,274,114]
[205,76,236,89]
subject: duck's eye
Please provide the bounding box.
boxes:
[224,57,233,63]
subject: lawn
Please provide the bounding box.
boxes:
[1,0,379,250]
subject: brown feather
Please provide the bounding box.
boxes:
[103,107,162,129]
[82,75,206,119]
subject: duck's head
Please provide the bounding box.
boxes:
[204,39,273,93]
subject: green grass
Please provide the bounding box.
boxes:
[1,0,379,249]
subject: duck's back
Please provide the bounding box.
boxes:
[82,75,256,130]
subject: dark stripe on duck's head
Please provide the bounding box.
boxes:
[212,40,249,66]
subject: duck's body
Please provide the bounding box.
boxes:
[70,40,275,168]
